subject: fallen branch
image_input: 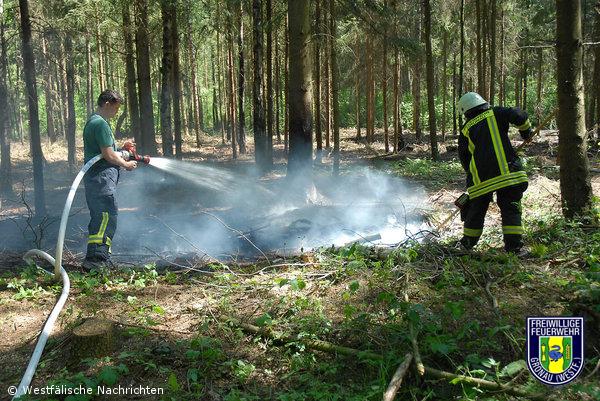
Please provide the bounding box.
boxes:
[485,280,500,311]
[226,315,547,401]
[383,353,413,401]
[221,316,382,361]
[409,321,425,376]
[423,366,546,400]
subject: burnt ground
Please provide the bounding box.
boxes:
[1,129,600,401]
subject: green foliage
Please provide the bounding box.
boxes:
[393,158,463,187]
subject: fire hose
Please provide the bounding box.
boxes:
[12,143,149,400]
[433,108,558,235]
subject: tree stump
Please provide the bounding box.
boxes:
[71,318,115,363]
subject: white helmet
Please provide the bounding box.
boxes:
[458,92,488,115]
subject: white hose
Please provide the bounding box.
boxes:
[12,154,102,400]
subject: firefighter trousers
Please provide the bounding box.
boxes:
[460,182,527,252]
[84,166,119,261]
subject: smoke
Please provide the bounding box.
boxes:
[0,159,428,261]
[113,161,427,260]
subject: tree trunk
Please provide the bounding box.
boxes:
[227,21,237,159]
[253,0,266,170]
[275,28,281,143]
[122,3,141,145]
[188,31,202,146]
[159,0,174,157]
[595,1,600,140]
[314,0,323,160]
[475,0,483,95]
[382,2,389,152]
[171,3,182,159]
[19,0,45,216]
[135,0,156,155]
[452,52,457,136]
[329,0,340,174]
[441,28,448,141]
[412,63,421,142]
[355,37,361,140]
[95,13,106,90]
[65,35,76,171]
[237,0,246,154]
[0,13,12,194]
[265,0,273,165]
[481,0,488,98]
[86,37,94,116]
[522,48,528,112]
[323,1,330,148]
[499,4,505,105]
[41,35,56,143]
[556,0,594,218]
[393,47,398,151]
[366,33,373,143]
[211,49,219,133]
[458,0,465,127]
[286,0,312,176]
[423,0,438,160]
[489,0,497,104]
[536,48,543,121]
[284,16,289,153]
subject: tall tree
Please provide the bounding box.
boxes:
[135,0,157,155]
[423,0,438,159]
[382,0,389,153]
[314,0,323,161]
[253,0,267,170]
[65,35,76,171]
[593,0,600,140]
[160,0,174,157]
[41,35,56,143]
[556,0,594,218]
[441,27,448,140]
[171,0,182,159]
[329,0,340,174]
[19,0,45,216]
[458,0,465,128]
[122,3,141,146]
[287,0,312,176]
[0,4,12,194]
[265,0,273,165]
[489,0,497,104]
[237,0,246,154]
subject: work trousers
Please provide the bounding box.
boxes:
[84,166,119,261]
[460,182,527,252]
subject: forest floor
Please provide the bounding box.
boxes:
[1,128,600,401]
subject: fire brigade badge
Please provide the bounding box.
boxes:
[526,317,584,385]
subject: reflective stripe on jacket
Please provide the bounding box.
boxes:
[458,106,530,199]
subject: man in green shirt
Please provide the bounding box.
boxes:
[83,90,137,269]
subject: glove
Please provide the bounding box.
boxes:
[520,127,533,141]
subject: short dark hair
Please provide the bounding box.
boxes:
[97,90,123,107]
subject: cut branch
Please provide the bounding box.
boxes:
[383,352,413,401]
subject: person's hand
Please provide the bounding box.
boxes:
[125,160,137,171]
[521,127,533,141]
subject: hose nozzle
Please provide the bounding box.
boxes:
[121,141,151,164]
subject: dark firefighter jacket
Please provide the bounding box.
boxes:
[458,106,531,199]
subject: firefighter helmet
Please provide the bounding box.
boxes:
[458,92,488,115]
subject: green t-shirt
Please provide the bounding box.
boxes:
[83,114,115,163]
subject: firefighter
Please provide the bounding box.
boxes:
[82,90,137,270]
[457,92,533,253]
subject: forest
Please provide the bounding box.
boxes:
[0,0,599,400]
